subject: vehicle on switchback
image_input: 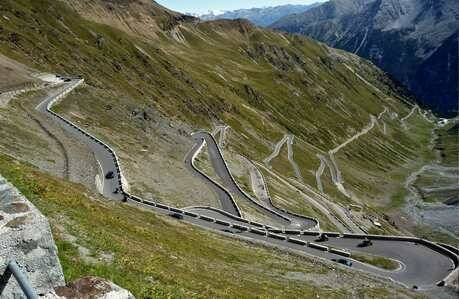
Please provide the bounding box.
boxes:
[333,258,353,267]
[105,171,115,179]
[358,238,373,247]
[316,233,329,242]
[169,213,184,220]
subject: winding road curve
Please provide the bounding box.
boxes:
[189,131,318,230]
[183,134,241,216]
[25,78,459,291]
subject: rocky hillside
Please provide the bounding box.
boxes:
[0,0,450,287]
[271,0,459,116]
[197,3,320,27]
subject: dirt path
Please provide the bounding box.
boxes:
[263,135,289,166]
[315,154,326,193]
[18,101,70,179]
[287,135,304,183]
[400,106,419,129]
[255,161,363,233]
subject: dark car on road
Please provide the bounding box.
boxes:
[169,213,184,220]
[316,233,329,242]
[105,171,115,179]
[358,238,373,247]
[333,258,352,267]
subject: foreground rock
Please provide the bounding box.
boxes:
[52,277,135,299]
[0,174,134,298]
[0,174,65,297]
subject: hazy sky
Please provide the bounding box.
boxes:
[156,0,326,14]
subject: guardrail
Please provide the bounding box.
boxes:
[183,206,275,229]
[0,260,38,299]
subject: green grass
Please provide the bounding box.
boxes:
[413,225,459,246]
[351,252,400,271]
[261,168,338,232]
[435,122,458,166]
[388,188,408,209]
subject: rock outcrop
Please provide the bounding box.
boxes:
[0,174,65,297]
[53,277,135,299]
[0,174,135,298]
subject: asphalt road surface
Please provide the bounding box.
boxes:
[36,80,124,200]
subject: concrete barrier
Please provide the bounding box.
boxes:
[329,247,351,257]
[250,228,267,236]
[232,224,248,231]
[215,219,231,226]
[143,201,157,208]
[268,233,287,241]
[301,231,320,236]
[155,203,170,210]
[437,243,459,255]
[341,233,370,239]
[248,221,265,228]
[130,196,142,203]
[267,229,283,234]
[183,206,281,230]
[169,207,184,214]
[287,238,307,246]
[184,211,198,218]
[284,230,301,235]
[199,215,215,222]
[308,242,328,251]
[322,232,340,237]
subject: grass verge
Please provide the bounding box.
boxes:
[352,252,400,271]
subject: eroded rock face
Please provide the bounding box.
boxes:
[271,0,459,116]
[0,175,65,297]
[54,277,135,299]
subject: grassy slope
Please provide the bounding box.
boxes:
[337,113,435,208]
[351,252,400,271]
[0,153,418,298]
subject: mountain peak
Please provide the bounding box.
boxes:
[61,0,196,38]
[271,0,459,115]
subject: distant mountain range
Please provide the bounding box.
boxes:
[271,0,459,116]
[194,4,320,27]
